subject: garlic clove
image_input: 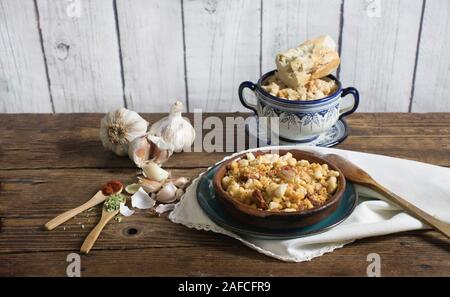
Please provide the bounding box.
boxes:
[147,134,174,164]
[170,177,190,189]
[128,135,152,167]
[175,188,185,200]
[137,177,162,193]
[155,183,178,203]
[127,134,173,167]
[142,162,170,182]
[154,203,176,214]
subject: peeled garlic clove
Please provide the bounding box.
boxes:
[155,183,177,203]
[125,183,141,194]
[128,135,152,167]
[171,177,189,189]
[142,162,170,182]
[138,177,162,193]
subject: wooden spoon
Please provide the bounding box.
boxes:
[80,198,123,254]
[44,190,108,231]
[323,154,450,239]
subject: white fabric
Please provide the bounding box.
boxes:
[169,146,450,262]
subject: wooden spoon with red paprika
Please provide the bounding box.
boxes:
[44,180,123,231]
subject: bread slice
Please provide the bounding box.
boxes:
[275,35,340,89]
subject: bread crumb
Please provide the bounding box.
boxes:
[262,74,337,101]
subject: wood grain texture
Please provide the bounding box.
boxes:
[184,0,261,112]
[0,113,448,170]
[411,0,450,112]
[36,0,124,112]
[0,169,220,252]
[1,0,449,113]
[116,0,186,111]
[0,0,52,112]
[0,113,449,276]
[261,0,341,74]
[0,231,448,276]
[339,0,422,112]
[0,168,204,217]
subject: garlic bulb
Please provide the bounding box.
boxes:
[128,134,173,167]
[142,161,170,182]
[149,101,195,152]
[100,108,148,156]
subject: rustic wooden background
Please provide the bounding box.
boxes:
[0,0,449,113]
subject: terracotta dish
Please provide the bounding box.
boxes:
[213,150,346,229]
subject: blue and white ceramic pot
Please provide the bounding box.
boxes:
[238,70,359,142]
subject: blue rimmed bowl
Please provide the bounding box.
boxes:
[238,70,359,143]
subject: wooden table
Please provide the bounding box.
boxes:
[0,113,449,276]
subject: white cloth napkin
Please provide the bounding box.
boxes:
[169,146,450,262]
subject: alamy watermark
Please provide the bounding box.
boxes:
[66,253,81,277]
[189,109,280,153]
[366,253,381,277]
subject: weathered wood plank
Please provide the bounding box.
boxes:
[411,0,450,112]
[0,230,448,276]
[184,0,260,112]
[0,215,227,253]
[0,112,449,276]
[0,168,203,217]
[116,0,186,111]
[339,0,422,112]
[36,0,124,112]
[261,0,341,74]
[0,0,52,112]
[0,113,448,169]
[0,168,220,253]
[0,167,448,273]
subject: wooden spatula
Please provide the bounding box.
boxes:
[323,154,450,239]
[80,202,121,254]
[44,190,108,231]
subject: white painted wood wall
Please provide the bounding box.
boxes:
[0,0,448,113]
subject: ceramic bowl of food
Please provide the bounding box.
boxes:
[238,70,359,143]
[213,149,346,229]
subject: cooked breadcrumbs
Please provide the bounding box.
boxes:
[221,152,339,212]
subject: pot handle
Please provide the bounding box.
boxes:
[339,87,360,119]
[238,81,258,114]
